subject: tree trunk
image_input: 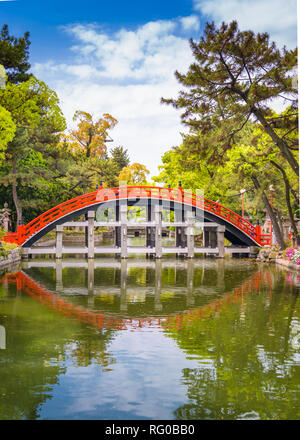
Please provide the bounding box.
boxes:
[12,158,22,230]
[283,183,299,245]
[251,107,299,177]
[251,175,286,249]
[270,160,300,245]
[290,187,299,206]
[275,208,284,237]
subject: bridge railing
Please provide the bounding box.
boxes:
[2,185,271,246]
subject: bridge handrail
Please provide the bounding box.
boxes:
[2,185,271,246]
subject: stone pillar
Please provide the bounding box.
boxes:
[186,259,195,307]
[120,205,128,258]
[55,259,63,292]
[154,259,162,312]
[88,258,94,294]
[217,225,225,258]
[249,246,257,258]
[120,259,127,312]
[56,225,63,259]
[155,204,162,258]
[176,226,187,248]
[22,248,29,260]
[84,213,88,248]
[87,211,95,259]
[146,200,155,257]
[210,228,217,248]
[204,227,210,247]
[204,226,217,248]
[217,259,225,290]
[186,211,195,258]
[115,202,121,248]
[175,207,184,247]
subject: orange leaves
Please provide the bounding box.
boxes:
[64,110,118,158]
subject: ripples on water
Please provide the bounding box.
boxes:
[0,257,299,420]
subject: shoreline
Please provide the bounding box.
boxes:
[0,248,21,270]
[275,258,300,272]
[1,246,299,273]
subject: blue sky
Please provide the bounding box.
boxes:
[0,0,298,177]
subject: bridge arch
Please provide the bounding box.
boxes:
[2,186,270,247]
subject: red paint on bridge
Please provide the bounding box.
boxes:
[2,186,271,246]
[1,269,270,332]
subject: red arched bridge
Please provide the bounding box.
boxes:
[2,185,271,248]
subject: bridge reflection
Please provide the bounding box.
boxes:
[1,259,274,333]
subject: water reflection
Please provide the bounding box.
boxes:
[0,258,299,420]
[7,259,259,330]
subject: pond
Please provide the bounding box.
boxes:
[0,256,299,420]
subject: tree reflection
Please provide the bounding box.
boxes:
[169,268,300,420]
[0,271,117,420]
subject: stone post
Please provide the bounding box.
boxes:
[120,205,128,258]
[154,259,162,311]
[187,211,195,258]
[217,225,225,258]
[217,259,225,290]
[56,225,63,259]
[146,199,155,257]
[210,227,217,248]
[55,259,63,292]
[87,211,95,259]
[115,202,121,248]
[186,259,195,307]
[22,247,29,260]
[84,213,88,249]
[155,204,162,258]
[88,258,94,294]
[175,207,187,251]
[120,259,127,311]
[204,227,210,247]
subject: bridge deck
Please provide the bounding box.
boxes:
[24,245,251,256]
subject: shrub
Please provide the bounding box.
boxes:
[285,247,300,265]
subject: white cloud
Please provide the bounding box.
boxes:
[180,15,201,32]
[193,0,297,48]
[64,21,189,83]
[32,19,193,177]
[32,4,297,179]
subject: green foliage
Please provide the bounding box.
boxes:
[0,75,67,226]
[110,146,130,173]
[119,163,150,185]
[158,21,298,246]
[0,105,15,161]
[0,24,31,84]
[0,76,66,132]
[0,227,6,240]
[1,241,18,251]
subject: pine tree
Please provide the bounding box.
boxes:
[0,25,31,84]
[162,21,298,176]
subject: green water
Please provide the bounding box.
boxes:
[0,257,299,420]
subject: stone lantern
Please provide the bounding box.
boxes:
[0,203,12,232]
